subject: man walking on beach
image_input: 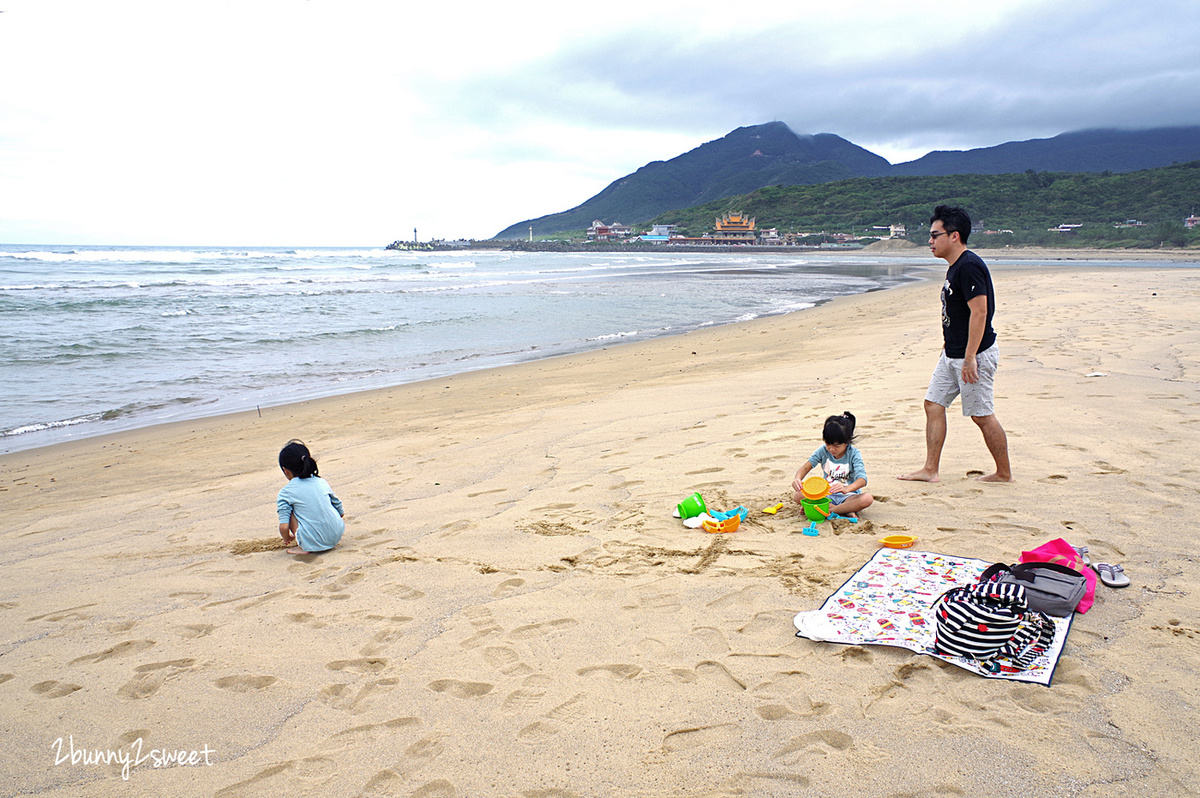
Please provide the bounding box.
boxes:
[899,205,1012,483]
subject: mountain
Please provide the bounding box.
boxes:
[492,122,891,239]
[890,127,1200,176]
[492,124,1200,239]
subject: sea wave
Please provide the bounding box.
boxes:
[4,247,395,264]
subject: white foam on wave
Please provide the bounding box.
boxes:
[6,247,393,265]
[1,413,99,437]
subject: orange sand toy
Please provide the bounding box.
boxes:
[880,534,918,549]
[703,515,741,534]
[801,476,830,500]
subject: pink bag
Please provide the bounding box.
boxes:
[1019,537,1096,614]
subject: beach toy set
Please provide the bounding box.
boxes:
[800,476,832,521]
[674,492,748,533]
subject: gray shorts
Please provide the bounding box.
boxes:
[925,346,999,417]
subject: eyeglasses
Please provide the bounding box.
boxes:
[929,231,952,240]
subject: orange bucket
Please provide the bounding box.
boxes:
[801,476,830,500]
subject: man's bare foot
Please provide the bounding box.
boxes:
[898,469,939,482]
[977,473,1014,483]
[286,546,309,555]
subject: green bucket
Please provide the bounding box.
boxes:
[801,497,830,521]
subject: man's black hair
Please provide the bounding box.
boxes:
[930,205,972,244]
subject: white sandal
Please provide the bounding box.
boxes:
[1093,562,1130,588]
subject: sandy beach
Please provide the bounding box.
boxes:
[2,262,1198,797]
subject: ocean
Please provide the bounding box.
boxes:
[0,245,936,453]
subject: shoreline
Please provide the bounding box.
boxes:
[6,248,1197,459]
[1,259,936,458]
[3,263,1199,794]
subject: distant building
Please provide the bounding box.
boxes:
[587,220,632,241]
[711,212,757,244]
[639,224,676,243]
[758,228,782,245]
[1049,223,1084,233]
[1186,213,1200,229]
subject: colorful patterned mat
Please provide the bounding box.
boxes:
[793,548,1073,686]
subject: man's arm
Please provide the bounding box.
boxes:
[962,294,988,383]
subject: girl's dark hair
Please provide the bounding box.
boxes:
[822,412,857,446]
[279,439,319,478]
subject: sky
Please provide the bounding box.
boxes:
[1,0,1198,246]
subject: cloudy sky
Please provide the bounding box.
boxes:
[1,0,1197,245]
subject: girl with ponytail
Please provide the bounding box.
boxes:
[791,412,874,517]
[277,439,345,554]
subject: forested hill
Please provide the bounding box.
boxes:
[493,123,892,239]
[493,124,1200,239]
[649,160,1200,247]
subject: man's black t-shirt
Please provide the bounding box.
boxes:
[941,250,996,358]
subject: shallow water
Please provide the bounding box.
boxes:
[1,246,933,452]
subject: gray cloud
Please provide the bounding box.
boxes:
[434,0,1200,160]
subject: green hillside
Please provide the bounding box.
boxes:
[493,123,890,239]
[650,161,1200,247]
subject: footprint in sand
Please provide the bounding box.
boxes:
[516,694,589,742]
[517,721,560,742]
[410,779,457,798]
[662,723,739,752]
[115,659,196,700]
[321,678,400,713]
[31,680,83,698]
[360,770,408,796]
[404,735,445,759]
[213,675,277,692]
[507,618,579,639]
[695,660,746,691]
[493,578,526,597]
[26,603,97,623]
[773,729,856,760]
[576,664,642,680]
[756,704,801,721]
[325,717,420,751]
[326,658,388,674]
[502,685,549,711]
[426,679,493,698]
[175,624,214,639]
[482,646,534,677]
[70,639,156,665]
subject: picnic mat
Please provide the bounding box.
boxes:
[793,548,1073,686]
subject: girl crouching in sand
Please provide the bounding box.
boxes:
[277,440,344,554]
[792,412,874,517]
